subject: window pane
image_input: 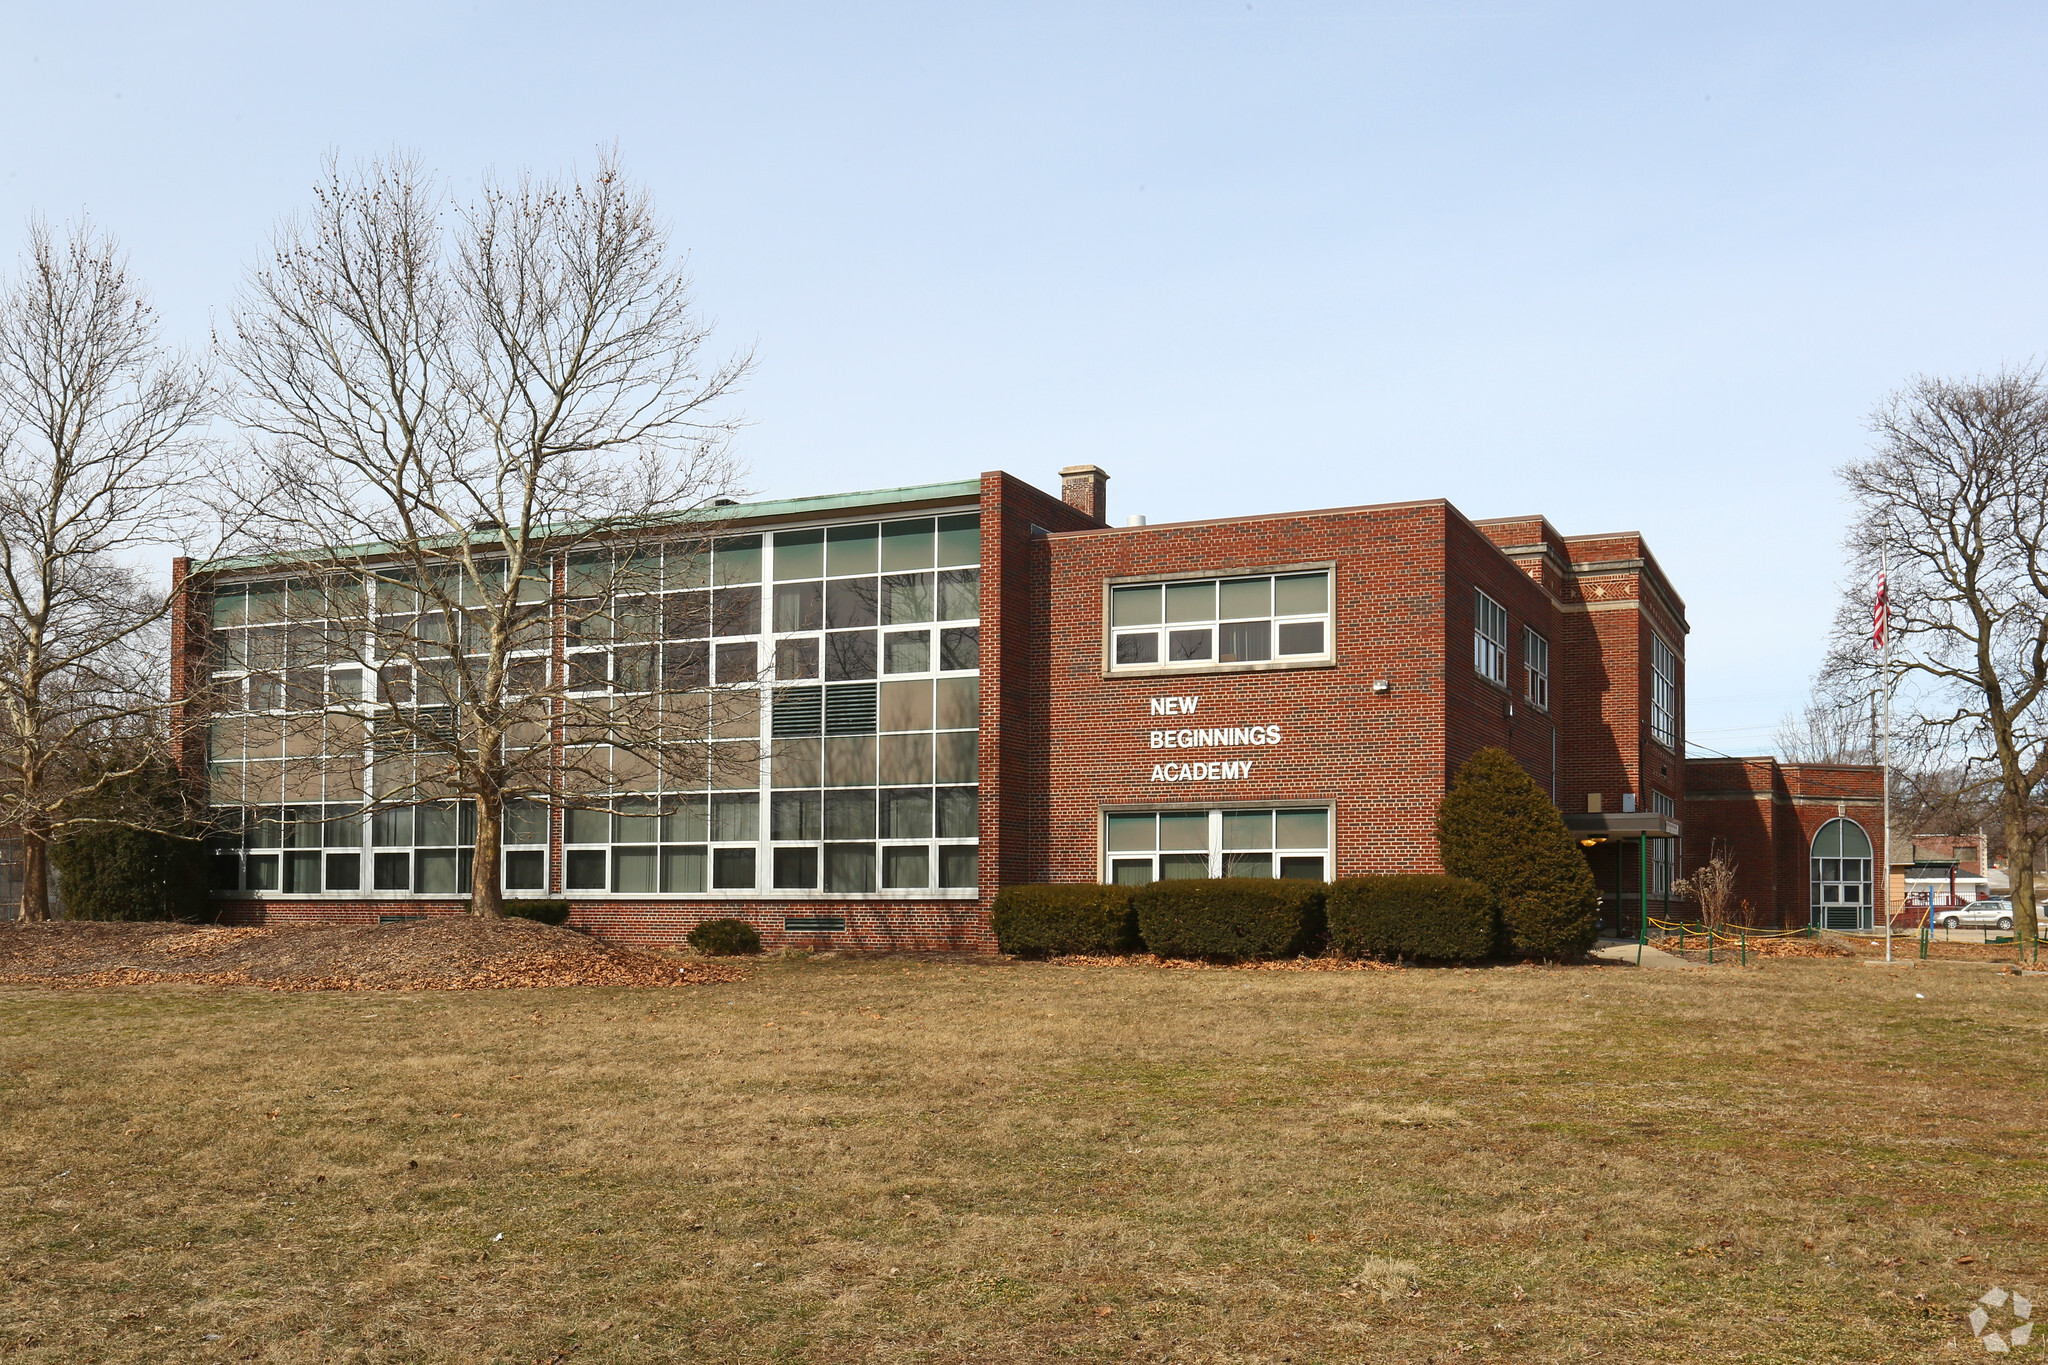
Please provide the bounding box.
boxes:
[1278,856,1325,881]
[1164,581,1216,623]
[325,852,362,890]
[879,732,932,785]
[935,513,980,568]
[417,849,463,894]
[1218,620,1271,663]
[776,637,820,680]
[323,804,363,848]
[884,629,931,674]
[1115,632,1159,665]
[1276,621,1324,656]
[880,678,933,732]
[712,535,762,586]
[825,842,876,892]
[504,799,549,845]
[934,731,977,784]
[825,630,878,680]
[1159,812,1208,851]
[244,853,280,889]
[1110,858,1152,887]
[1111,585,1161,627]
[663,591,710,640]
[417,803,458,846]
[772,790,822,841]
[662,846,708,892]
[773,846,818,889]
[713,586,761,636]
[716,641,758,684]
[939,627,978,670]
[826,524,878,576]
[1276,809,1329,848]
[615,798,659,843]
[881,787,933,838]
[662,795,709,842]
[825,735,877,786]
[826,578,879,629]
[504,850,544,891]
[1167,629,1212,662]
[664,640,710,687]
[372,851,409,890]
[937,568,980,621]
[565,807,610,844]
[711,793,760,842]
[1273,572,1328,615]
[712,847,756,889]
[371,806,412,846]
[284,850,322,893]
[1219,578,1271,619]
[880,519,935,572]
[1160,853,1209,879]
[1223,852,1272,878]
[825,789,876,840]
[773,581,823,633]
[936,786,978,838]
[613,847,658,894]
[935,676,979,730]
[771,737,821,788]
[1221,810,1272,850]
[882,573,934,624]
[774,528,824,581]
[1106,813,1155,852]
[883,845,930,889]
[938,844,979,888]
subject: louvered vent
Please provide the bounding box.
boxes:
[771,685,822,736]
[825,682,878,735]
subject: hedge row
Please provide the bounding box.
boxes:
[993,873,1504,962]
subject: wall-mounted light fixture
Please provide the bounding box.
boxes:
[1372,678,1390,694]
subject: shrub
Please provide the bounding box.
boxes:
[1326,874,1496,961]
[1435,747,1599,959]
[688,916,762,956]
[990,884,1138,957]
[51,823,214,922]
[1133,877,1326,960]
[500,899,571,926]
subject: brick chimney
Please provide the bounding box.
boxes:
[1059,464,1109,524]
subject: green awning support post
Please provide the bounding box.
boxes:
[1637,835,1648,967]
[1740,925,1747,966]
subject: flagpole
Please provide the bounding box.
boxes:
[1881,546,1893,963]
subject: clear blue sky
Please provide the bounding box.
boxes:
[5,2,2044,755]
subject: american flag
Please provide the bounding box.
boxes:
[1872,571,1887,649]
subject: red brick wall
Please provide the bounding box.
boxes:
[1682,757,1884,927]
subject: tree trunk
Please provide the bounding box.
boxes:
[2008,803,2037,958]
[17,828,49,923]
[470,794,503,919]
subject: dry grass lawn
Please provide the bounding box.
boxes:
[3,953,2045,1362]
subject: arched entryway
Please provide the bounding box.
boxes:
[1811,817,1874,931]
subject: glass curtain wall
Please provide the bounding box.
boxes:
[204,511,982,899]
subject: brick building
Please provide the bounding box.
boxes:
[174,465,1881,948]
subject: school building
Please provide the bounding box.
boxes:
[173,465,1887,948]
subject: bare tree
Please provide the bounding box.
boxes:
[214,151,751,918]
[1672,843,1738,930]
[1826,366,2048,957]
[1775,690,1877,765]
[0,218,211,920]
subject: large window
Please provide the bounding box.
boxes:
[1650,791,1676,895]
[1811,817,1873,931]
[1474,590,1508,686]
[1109,571,1331,671]
[204,510,982,899]
[1650,632,1679,751]
[1523,627,1550,710]
[1104,807,1330,885]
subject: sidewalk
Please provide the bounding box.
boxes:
[1590,938,1697,969]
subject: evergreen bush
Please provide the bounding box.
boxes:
[500,899,572,926]
[990,884,1138,957]
[1133,877,1326,960]
[1435,747,1599,959]
[1326,874,1496,961]
[688,916,763,956]
[50,822,214,922]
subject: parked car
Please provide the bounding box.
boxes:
[1936,899,2015,931]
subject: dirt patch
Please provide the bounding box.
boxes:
[0,918,746,991]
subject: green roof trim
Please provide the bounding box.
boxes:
[193,477,984,575]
